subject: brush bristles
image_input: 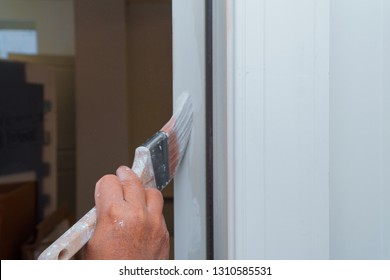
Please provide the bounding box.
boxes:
[161,92,193,178]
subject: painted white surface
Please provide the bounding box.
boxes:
[214,0,389,260]
[172,0,207,259]
[212,0,228,260]
[225,0,330,259]
[0,0,74,55]
[384,0,390,259]
[330,0,390,259]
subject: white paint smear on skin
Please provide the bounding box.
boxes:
[114,219,125,228]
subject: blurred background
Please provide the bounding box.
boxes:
[0,0,174,259]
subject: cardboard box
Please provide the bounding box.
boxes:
[0,181,36,259]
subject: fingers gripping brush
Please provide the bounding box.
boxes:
[38,92,193,260]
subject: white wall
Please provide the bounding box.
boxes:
[213,0,229,260]
[0,0,74,55]
[330,0,390,259]
[225,0,330,259]
[385,0,390,260]
[172,0,207,259]
[214,0,390,260]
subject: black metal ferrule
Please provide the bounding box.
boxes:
[141,131,170,190]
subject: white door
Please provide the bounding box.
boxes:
[173,0,390,260]
[172,0,207,259]
[330,0,390,259]
[224,0,330,259]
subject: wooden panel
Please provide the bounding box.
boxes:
[0,181,36,259]
[8,54,74,66]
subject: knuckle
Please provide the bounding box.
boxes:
[146,188,164,204]
[163,228,170,243]
[96,174,117,189]
[121,177,143,191]
[150,216,167,236]
[131,208,147,225]
[116,165,129,173]
[105,203,123,220]
[157,224,170,254]
[149,187,162,194]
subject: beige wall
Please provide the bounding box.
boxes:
[75,2,173,259]
[75,0,173,217]
[126,0,172,164]
[74,0,130,216]
[0,0,74,55]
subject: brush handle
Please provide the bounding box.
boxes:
[38,147,155,260]
[38,207,97,260]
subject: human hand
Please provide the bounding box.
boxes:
[84,166,169,259]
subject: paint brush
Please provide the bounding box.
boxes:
[38,92,193,260]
